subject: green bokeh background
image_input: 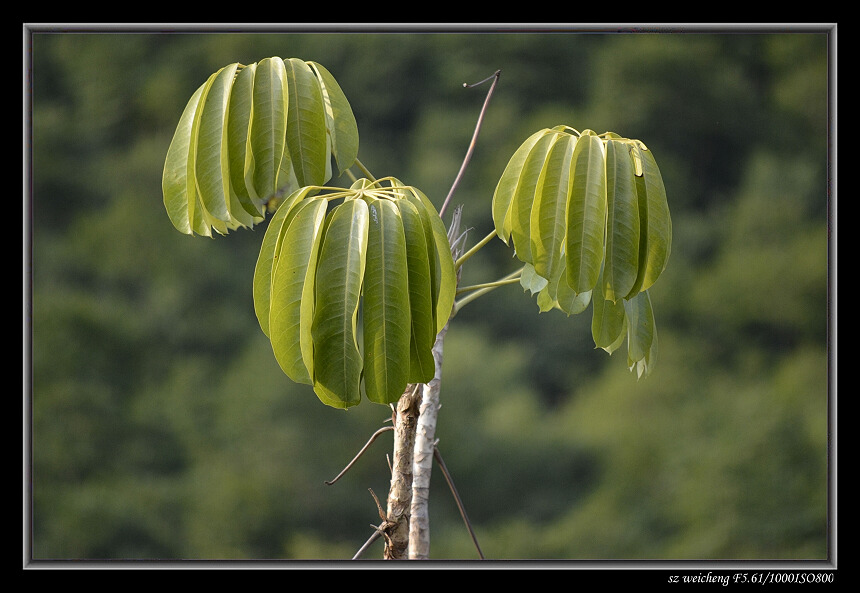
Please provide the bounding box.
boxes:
[27,26,833,563]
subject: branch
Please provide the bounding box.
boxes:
[438,70,501,219]
[325,426,394,486]
[454,228,498,271]
[452,266,524,316]
[434,444,485,560]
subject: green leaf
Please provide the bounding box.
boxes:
[565,131,607,294]
[509,131,559,263]
[492,129,551,244]
[163,84,206,235]
[592,291,627,354]
[624,290,656,374]
[227,63,265,218]
[269,198,329,385]
[249,57,289,202]
[252,187,314,337]
[311,198,369,408]
[553,259,592,316]
[405,188,456,334]
[627,144,672,297]
[362,198,412,404]
[397,198,436,384]
[284,58,329,188]
[520,262,549,295]
[309,61,360,176]
[194,64,239,225]
[530,133,575,281]
[603,139,640,302]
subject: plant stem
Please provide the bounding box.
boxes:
[438,70,501,220]
[353,157,376,182]
[455,275,523,296]
[452,267,524,316]
[454,228,498,271]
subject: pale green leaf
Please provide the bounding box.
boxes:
[629,145,672,296]
[405,189,456,334]
[309,61,360,175]
[285,58,329,188]
[163,83,205,235]
[624,290,655,364]
[362,198,412,404]
[492,129,551,244]
[249,57,289,202]
[520,262,549,295]
[531,133,575,280]
[269,198,328,384]
[603,139,640,301]
[195,64,238,224]
[397,198,436,384]
[252,187,314,337]
[565,131,607,294]
[553,261,592,316]
[592,288,627,353]
[510,131,559,263]
[227,63,265,218]
[311,199,369,408]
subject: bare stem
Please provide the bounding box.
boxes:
[438,70,501,219]
[454,228,498,270]
[353,157,376,182]
[452,266,524,316]
[325,426,394,486]
[434,445,485,560]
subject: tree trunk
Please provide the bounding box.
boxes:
[408,324,448,559]
[382,384,422,559]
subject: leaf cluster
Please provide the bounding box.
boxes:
[253,179,456,407]
[493,127,671,376]
[162,57,358,236]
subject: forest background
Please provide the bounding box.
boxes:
[27,25,834,563]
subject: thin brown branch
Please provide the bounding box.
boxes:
[325,426,394,486]
[352,489,394,560]
[434,444,485,560]
[438,70,501,219]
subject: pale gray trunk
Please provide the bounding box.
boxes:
[408,324,448,559]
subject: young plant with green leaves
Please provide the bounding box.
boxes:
[162,56,671,559]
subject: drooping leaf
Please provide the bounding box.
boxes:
[405,188,457,333]
[520,262,549,295]
[627,144,672,297]
[592,291,627,354]
[565,130,607,294]
[624,289,655,364]
[311,198,369,408]
[252,187,315,337]
[284,58,328,188]
[492,129,552,244]
[509,131,560,263]
[530,133,575,281]
[397,198,437,384]
[249,57,289,202]
[163,84,205,235]
[309,61,360,176]
[362,198,412,404]
[163,57,359,237]
[195,64,239,225]
[603,139,640,302]
[226,63,265,218]
[552,258,592,316]
[269,198,328,384]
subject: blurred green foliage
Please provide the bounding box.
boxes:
[28,28,831,562]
